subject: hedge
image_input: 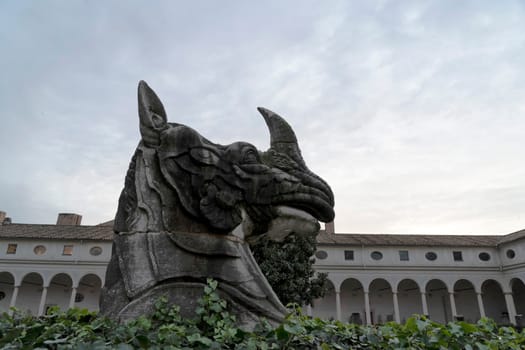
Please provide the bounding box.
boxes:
[0,279,523,349]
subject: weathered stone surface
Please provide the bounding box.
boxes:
[100,81,335,328]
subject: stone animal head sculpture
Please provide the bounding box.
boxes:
[114,81,334,238]
[102,81,335,328]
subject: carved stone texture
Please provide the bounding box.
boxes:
[100,81,335,329]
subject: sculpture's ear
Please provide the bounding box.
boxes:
[138,80,168,147]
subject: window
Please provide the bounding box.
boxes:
[371,251,383,260]
[33,245,46,255]
[74,293,84,303]
[315,250,328,260]
[453,251,463,261]
[478,252,491,261]
[506,249,516,259]
[62,245,74,256]
[90,246,103,256]
[0,291,5,300]
[6,244,17,254]
[425,252,437,261]
[399,250,409,261]
[344,250,354,260]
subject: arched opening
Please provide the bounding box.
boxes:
[425,279,451,323]
[47,273,73,312]
[369,278,394,324]
[453,279,479,323]
[340,278,365,324]
[397,279,422,323]
[77,274,103,311]
[0,272,15,313]
[311,279,336,320]
[511,278,525,326]
[17,272,44,315]
[481,279,508,324]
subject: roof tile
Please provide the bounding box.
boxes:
[316,231,502,247]
[0,224,114,241]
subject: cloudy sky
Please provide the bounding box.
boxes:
[1,1,524,235]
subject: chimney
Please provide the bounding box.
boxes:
[56,213,82,225]
[325,221,335,234]
[0,211,5,225]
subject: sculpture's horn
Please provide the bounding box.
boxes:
[257,107,306,168]
[138,80,168,147]
[257,107,298,144]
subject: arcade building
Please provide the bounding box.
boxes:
[0,211,523,326]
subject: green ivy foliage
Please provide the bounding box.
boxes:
[250,232,329,306]
[0,279,523,349]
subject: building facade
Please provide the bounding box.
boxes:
[311,224,525,326]
[0,212,112,315]
[0,211,523,326]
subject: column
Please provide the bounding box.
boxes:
[420,292,429,316]
[449,291,457,320]
[476,292,486,318]
[69,287,78,309]
[37,286,48,316]
[306,304,312,317]
[364,291,372,325]
[335,291,342,321]
[9,285,19,308]
[392,292,400,323]
[504,292,517,325]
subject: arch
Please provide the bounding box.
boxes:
[340,278,365,324]
[510,278,525,326]
[508,276,525,293]
[453,279,479,323]
[481,279,508,324]
[16,272,44,315]
[48,272,73,286]
[425,279,451,323]
[311,279,336,320]
[0,272,15,313]
[19,271,44,285]
[0,271,15,282]
[76,274,103,311]
[397,279,422,323]
[395,278,424,293]
[369,278,394,324]
[47,273,74,312]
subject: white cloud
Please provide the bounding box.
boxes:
[0,0,523,235]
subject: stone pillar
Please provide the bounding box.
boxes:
[364,291,372,325]
[37,287,48,316]
[335,291,342,321]
[420,292,429,316]
[306,304,312,317]
[392,292,400,323]
[476,292,486,318]
[69,287,78,309]
[504,292,517,325]
[9,286,19,311]
[449,291,457,320]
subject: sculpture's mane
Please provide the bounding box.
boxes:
[114,143,214,234]
[115,145,168,233]
[114,149,138,233]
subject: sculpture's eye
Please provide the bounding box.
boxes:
[242,148,259,164]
